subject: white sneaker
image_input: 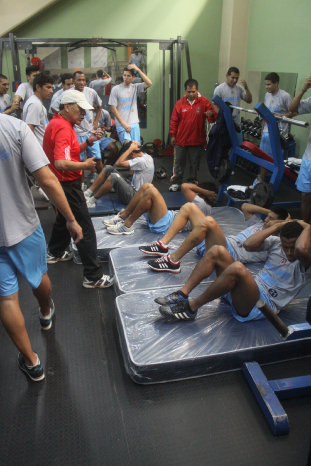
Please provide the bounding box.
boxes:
[103,210,124,226]
[82,274,114,288]
[106,223,134,235]
[86,197,96,208]
[169,184,180,192]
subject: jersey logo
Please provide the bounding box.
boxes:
[182,108,187,112]
[196,108,200,113]
[268,288,278,298]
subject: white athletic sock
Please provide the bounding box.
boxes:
[26,354,40,369]
[85,189,93,197]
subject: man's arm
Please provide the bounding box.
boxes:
[110,105,131,133]
[3,101,19,115]
[181,183,217,203]
[240,80,252,104]
[115,141,139,168]
[289,76,311,113]
[294,221,311,268]
[12,94,22,107]
[92,104,102,130]
[55,156,96,172]
[241,203,270,220]
[243,222,285,251]
[33,165,83,243]
[127,64,152,88]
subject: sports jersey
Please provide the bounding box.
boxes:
[213,82,247,123]
[263,89,292,134]
[22,95,48,146]
[108,82,145,127]
[128,152,154,191]
[43,113,81,182]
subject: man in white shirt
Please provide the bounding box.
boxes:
[22,72,54,146]
[0,74,19,115]
[13,65,40,111]
[49,73,74,115]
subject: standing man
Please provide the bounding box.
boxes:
[109,65,152,145]
[49,73,74,115]
[214,66,252,125]
[169,78,218,191]
[0,114,82,382]
[73,70,104,175]
[13,65,40,111]
[0,74,19,115]
[22,72,54,146]
[89,69,112,109]
[257,72,293,183]
[289,76,311,224]
[43,89,114,289]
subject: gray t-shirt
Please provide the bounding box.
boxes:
[180,195,213,232]
[263,89,292,134]
[297,97,311,161]
[108,82,145,127]
[74,86,102,137]
[99,109,112,128]
[15,82,33,108]
[22,95,48,146]
[49,88,64,113]
[0,94,11,113]
[0,114,49,247]
[128,152,154,191]
[213,82,247,123]
[255,240,311,312]
[89,78,112,100]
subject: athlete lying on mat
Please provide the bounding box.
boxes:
[104,182,217,244]
[139,202,289,273]
[155,220,311,322]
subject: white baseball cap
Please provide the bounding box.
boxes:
[61,89,93,110]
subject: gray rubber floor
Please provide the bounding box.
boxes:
[0,160,310,465]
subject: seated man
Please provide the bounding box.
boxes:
[105,182,217,254]
[84,141,154,208]
[140,201,288,273]
[98,108,118,165]
[155,221,311,321]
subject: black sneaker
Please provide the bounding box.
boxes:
[155,290,188,306]
[46,250,73,264]
[148,255,180,273]
[159,300,197,321]
[18,353,45,382]
[39,299,55,331]
[139,241,169,257]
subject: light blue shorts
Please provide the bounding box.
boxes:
[196,238,234,258]
[116,123,140,145]
[77,134,102,161]
[0,225,47,296]
[99,137,113,151]
[147,210,174,235]
[259,132,272,157]
[224,286,273,322]
[296,156,311,193]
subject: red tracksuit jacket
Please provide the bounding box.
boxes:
[169,94,217,146]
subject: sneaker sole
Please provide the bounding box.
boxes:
[107,230,134,235]
[148,264,181,274]
[82,280,114,289]
[139,249,168,257]
[47,256,73,264]
[18,363,45,382]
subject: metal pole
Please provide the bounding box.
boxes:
[184,40,192,79]
[176,36,182,101]
[9,33,21,83]
[230,104,309,128]
[162,49,166,149]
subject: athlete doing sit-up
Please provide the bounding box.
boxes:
[104,182,217,243]
[155,221,311,322]
[139,201,289,273]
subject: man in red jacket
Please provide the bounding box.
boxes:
[169,79,217,191]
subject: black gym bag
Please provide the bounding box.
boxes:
[250,182,274,208]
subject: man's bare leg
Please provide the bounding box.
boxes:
[87,167,108,195]
[189,261,260,317]
[95,159,103,175]
[123,185,168,228]
[301,192,311,223]
[0,293,38,366]
[94,177,113,199]
[119,183,152,220]
[181,245,234,296]
[32,273,52,317]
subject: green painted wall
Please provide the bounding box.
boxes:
[12,0,223,142]
[245,0,311,156]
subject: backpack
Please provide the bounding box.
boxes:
[250,182,274,208]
